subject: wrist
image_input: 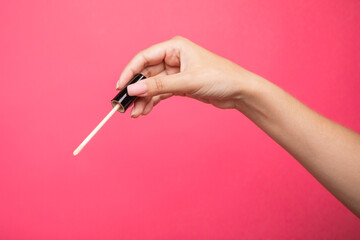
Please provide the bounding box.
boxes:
[233,71,272,113]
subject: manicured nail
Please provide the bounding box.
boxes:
[116,81,120,91]
[130,107,136,118]
[127,82,148,96]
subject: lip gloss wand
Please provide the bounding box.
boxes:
[73,73,146,156]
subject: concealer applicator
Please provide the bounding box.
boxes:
[73,73,146,155]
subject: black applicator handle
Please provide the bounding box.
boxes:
[111,73,146,112]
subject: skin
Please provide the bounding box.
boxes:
[116,36,360,218]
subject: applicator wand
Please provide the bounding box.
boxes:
[73,73,146,156]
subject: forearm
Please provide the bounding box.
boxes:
[120,36,360,215]
[236,76,360,217]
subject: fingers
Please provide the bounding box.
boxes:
[139,63,165,79]
[142,100,154,116]
[116,40,173,90]
[127,72,199,97]
[116,63,165,91]
[142,93,172,115]
[130,93,172,118]
[130,97,150,118]
[155,93,173,104]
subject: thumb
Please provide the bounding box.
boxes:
[127,72,197,97]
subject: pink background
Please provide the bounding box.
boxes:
[1,0,359,239]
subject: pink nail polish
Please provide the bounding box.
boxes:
[112,73,146,112]
[127,82,148,96]
[130,108,136,117]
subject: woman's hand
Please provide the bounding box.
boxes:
[116,36,263,118]
[116,36,360,217]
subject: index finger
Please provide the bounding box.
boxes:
[116,40,171,90]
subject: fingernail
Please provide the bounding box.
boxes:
[127,82,148,96]
[130,108,136,118]
[116,81,121,91]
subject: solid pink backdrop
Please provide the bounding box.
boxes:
[0,0,359,239]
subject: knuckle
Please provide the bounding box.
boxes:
[152,77,164,92]
[134,50,149,67]
[172,35,185,43]
[172,35,183,40]
[141,54,150,67]
[141,68,150,78]
[128,67,136,75]
[134,50,144,61]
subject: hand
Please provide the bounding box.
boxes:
[116,36,263,118]
[116,37,360,217]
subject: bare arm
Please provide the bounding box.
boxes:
[117,36,360,217]
[237,77,360,216]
